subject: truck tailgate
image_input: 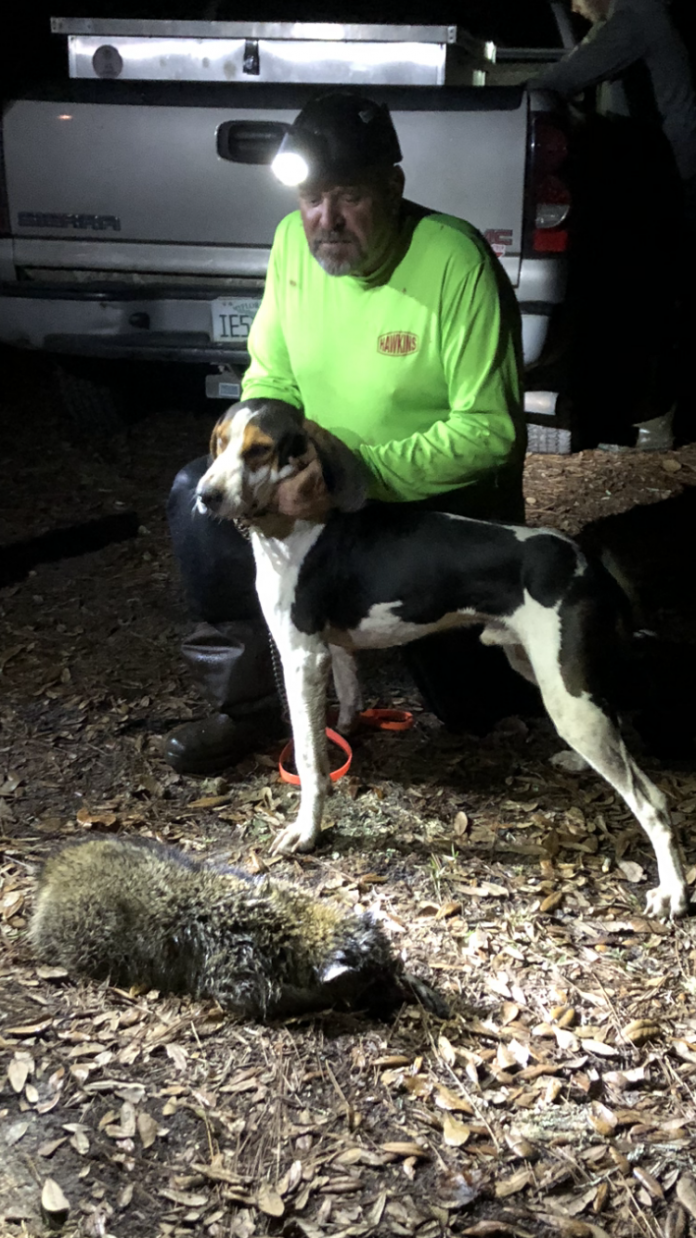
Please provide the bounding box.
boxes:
[4,86,527,286]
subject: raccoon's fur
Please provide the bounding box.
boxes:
[29,836,448,1020]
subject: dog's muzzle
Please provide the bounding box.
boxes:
[195,479,266,524]
[195,483,223,516]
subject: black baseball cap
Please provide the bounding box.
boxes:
[272,92,402,186]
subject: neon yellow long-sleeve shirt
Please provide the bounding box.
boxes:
[242,206,526,508]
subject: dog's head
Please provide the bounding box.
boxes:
[196,398,367,524]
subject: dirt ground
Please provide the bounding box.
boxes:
[3,351,696,1238]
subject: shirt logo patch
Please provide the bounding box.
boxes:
[377,332,419,356]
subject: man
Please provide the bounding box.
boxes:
[529,0,696,448]
[530,0,696,188]
[165,92,528,776]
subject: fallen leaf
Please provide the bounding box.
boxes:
[437,1168,484,1210]
[6,1120,29,1146]
[402,1074,432,1098]
[633,1166,663,1200]
[549,750,590,772]
[494,1167,534,1198]
[496,1043,517,1071]
[381,1142,429,1158]
[663,1203,688,1238]
[137,1111,159,1149]
[438,1035,457,1067]
[442,1114,471,1147]
[462,1224,515,1236]
[603,1065,649,1087]
[486,975,513,999]
[482,881,509,897]
[621,1019,660,1045]
[555,1027,580,1053]
[505,1130,536,1159]
[617,860,646,883]
[582,1039,619,1057]
[593,1182,609,1214]
[435,1085,475,1114]
[277,1160,303,1195]
[6,1020,53,1037]
[41,1179,70,1224]
[561,1185,600,1216]
[676,1174,696,1220]
[500,1002,520,1026]
[38,1138,68,1158]
[69,1127,90,1155]
[165,1043,188,1071]
[76,807,118,828]
[256,1182,284,1217]
[436,899,462,920]
[539,890,564,913]
[7,1055,31,1093]
[589,1102,618,1136]
[187,794,232,809]
[453,811,469,836]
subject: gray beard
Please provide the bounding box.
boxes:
[311,236,365,277]
[314,253,358,276]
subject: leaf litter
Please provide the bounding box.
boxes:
[2,362,696,1234]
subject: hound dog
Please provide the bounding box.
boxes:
[196,398,688,920]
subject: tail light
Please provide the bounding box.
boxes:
[526,113,571,254]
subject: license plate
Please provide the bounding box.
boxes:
[211,296,261,344]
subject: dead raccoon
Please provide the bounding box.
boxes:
[29,836,448,1020]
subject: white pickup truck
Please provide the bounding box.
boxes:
[0,4,575,446]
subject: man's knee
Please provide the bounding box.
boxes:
[167,453,260,625]
[168,455,210,523]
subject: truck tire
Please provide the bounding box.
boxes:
[54,362,129,440]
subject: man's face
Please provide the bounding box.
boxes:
[298,167,404,277]
[572,0,610,21]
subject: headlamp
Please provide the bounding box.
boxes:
[270,93,402,188]
[271,132,311,186]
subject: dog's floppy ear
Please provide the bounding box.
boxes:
[259,401,308,469]
[304,421,369,513]
[277,426,310,469]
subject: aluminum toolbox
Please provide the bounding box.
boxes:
[50,18,495,86]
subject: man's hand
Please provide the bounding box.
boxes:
[274,448,332,520]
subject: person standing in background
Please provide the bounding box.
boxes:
[529,0,696,449]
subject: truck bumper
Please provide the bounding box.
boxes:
[0,284,254,363]
[0,279,562,367]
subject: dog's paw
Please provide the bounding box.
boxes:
[336,707,361,735]
[269,819,320,856]
[644,882,689,920]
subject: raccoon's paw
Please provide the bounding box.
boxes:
[402,972,450,1019]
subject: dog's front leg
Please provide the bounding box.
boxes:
[330,645,363,733]
[270,633,331,855]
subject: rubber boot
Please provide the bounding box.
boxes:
[164,621,286,775]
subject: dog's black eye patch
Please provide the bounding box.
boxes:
[241,424,275,465]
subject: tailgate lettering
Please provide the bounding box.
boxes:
[17,212,121,231]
